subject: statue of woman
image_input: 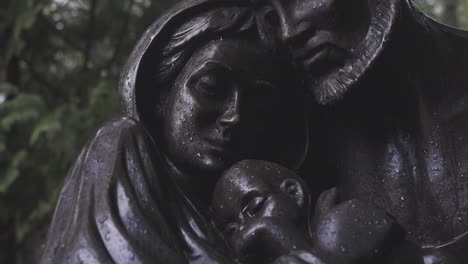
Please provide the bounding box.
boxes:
[40,1,309,263]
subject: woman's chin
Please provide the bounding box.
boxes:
[194,152,234,175]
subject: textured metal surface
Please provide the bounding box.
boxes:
[42,0,468,263]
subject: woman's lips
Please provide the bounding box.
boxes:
[205,137,233,154]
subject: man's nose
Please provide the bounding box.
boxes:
[271,0,338,43]
[270,1,302,42]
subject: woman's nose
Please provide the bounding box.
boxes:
[217,91,241,128]
[218,112,240,127]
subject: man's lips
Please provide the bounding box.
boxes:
[290,29,349,75]
[294,43,347,74]
[293,42,332,61]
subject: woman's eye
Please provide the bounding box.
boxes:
[192,74,218,97]
[242,196,266,217]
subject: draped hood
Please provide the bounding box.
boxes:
[118,0,250,121]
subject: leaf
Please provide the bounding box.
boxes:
[16,200,53,242]
[29,117,62,145]
[88,80,112,108]
[0,93,44,113]
[1,109,40,131]
[0,141,5,154]
[0,82,18,95]
[0,93,45,131]
[5,0,43,62]
[0,150,28,194]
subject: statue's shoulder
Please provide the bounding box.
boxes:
[41,116,178,264]
[60,117,154,188]
[61,116,160,189]
[93,116,148,139]
[86,116,156,151]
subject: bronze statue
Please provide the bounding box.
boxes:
[41,0,468,263]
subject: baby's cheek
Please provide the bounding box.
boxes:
[228,229,246,256]
[263,198,300,222]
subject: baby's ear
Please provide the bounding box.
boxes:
[280,178,304,208]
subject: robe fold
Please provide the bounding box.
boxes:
[41,118,232,264]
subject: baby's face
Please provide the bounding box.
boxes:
[211,160,308,245]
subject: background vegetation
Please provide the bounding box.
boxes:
[0,0,467,262]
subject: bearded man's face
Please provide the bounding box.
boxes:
[258,0,400,104]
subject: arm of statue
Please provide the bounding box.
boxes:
[272,251,326,264]
[311,189,468,264]
[41,118,187,264]
[418,231,468,264]
[310,188,411,264]
[268,188,412,264]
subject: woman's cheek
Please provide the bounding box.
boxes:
[193,102,221,129]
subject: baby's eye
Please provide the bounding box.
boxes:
[242,195,266,217]
[223,222,238,235]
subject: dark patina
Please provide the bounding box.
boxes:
[42,0,468,263]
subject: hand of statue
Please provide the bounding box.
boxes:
[420,233,468,264]
[311,188,405,264]
[271,250,327,264]
[421,248,462,264]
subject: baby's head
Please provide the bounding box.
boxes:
[211,160,310,251]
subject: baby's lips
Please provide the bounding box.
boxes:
[231,217,285,260]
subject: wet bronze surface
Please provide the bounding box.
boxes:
[42,1,468,263]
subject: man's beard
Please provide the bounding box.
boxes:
[309,0,401,105]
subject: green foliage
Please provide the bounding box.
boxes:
[416,0,468,29]
[459,0,468,28]
[0,78,118,243]
[1,0,43,75]
[0,150,27,194]
[0,0,178,260]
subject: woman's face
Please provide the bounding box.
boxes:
[163,38,306,175]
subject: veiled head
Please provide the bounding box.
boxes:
[127,2,309,177]
[163,38,292,174]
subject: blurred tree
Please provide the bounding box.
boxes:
[443,0,460,27]
[0,0,178,262]
[416,0,468,29]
